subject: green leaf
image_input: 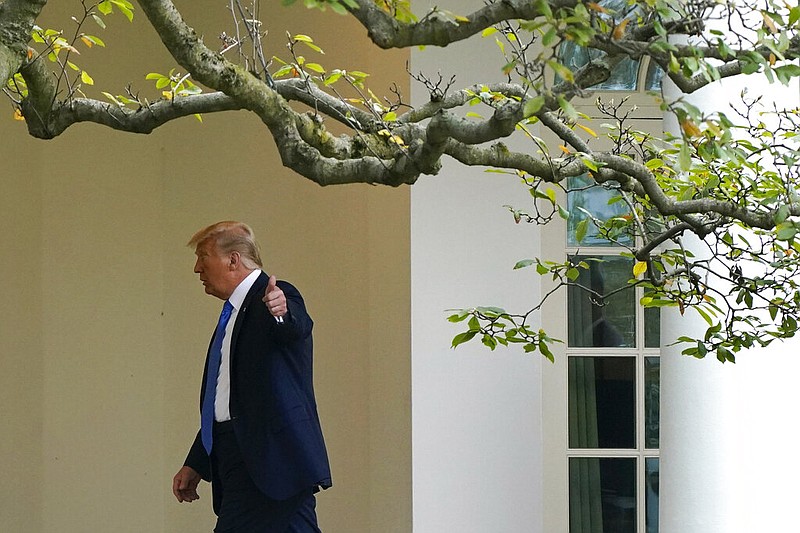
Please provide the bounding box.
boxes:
[534,0,553,19]
[523,95,545,118]
[80,70,94,85]
[447,310,470,323]
[579,155,598,172]
[716,346,734,363]
[679,142,691,171]
[273,65,295,78]
[482,334,498,350]
[514,259,535,270]
[774,204,790,224]
[101,92,121,106]
[451,331,477,348]
[523,343,538,353]
[303,41,324,53]
[111,0,135,22]
[645,158,664,170]
[542,26,557,47]
[575,219,588,243]
[539,340,554,362]
[790,6,800,25]
[116,95,136,105]
[331,1,350,14]
[557,95,578,121]
[84,35,106,47]
[305,62,325,74]
[476,306,506,318]
[323,72,342,86]
[97,1,113,15]
[776,221,797,241]
[566,267,580,281]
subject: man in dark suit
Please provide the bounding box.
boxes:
[172,221,331,532]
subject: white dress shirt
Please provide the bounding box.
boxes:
[214,268,262,422]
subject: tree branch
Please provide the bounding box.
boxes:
[23,91,244,138]
[0,0,48,83]
[136,0,425,186]
[347,0,576,49]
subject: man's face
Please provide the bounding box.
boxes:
[193,239,233,300]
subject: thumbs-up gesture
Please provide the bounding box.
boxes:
[262,274,287,318]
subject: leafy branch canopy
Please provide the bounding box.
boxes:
[2,0,800,361]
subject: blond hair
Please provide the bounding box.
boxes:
[188,221,263,269]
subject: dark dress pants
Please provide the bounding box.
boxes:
[211,421,321,533]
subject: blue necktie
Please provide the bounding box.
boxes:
[201,300,233,455]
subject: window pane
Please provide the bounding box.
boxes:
[644,294,661,348]
[645,60,664,92]
[645,357,660,449]
[567,175,633,247]
[558,41,639,91]
[569,357,636,449]
[557,0,641,92]
[569,457,636,533]
[568,256,636,347]
[646,458,660,533]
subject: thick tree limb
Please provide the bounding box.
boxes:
[23,91,243,138]
[348,0,576,49]
[136,0,422,186]
[0,0,47,83]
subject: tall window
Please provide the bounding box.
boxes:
[565,177,660,533]
[558,0,664,93]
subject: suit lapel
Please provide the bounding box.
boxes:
[229,271,268,354]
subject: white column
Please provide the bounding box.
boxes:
[659,39,800,532]
[661,310,800,532]
[410,1,544,531]
[660,305,744,531]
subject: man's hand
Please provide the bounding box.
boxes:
[262,274,286,318]
[172,465,201,503]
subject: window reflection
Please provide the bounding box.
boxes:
[568,256,636,347]
[644,294,661,349]
[645,357,660,449]
[569,356,636,449]
[557,0,640,91]
[559,41,639,91]
[645,458,659,533]
[567,174,633,247]
[557,0,664,93]
[569,457,637,533]
[645,61,664,92]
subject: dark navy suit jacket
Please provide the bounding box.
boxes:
[184,272,332,504]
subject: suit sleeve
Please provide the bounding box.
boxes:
[184,430,212,481]
[273,280,313,343]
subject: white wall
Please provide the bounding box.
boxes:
[660,27,800,531]
[410,1,544,531]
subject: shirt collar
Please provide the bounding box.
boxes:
[228,269,262,311]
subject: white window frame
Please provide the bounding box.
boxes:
[540,118,663,533]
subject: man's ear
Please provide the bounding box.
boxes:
[228,251,241,270]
